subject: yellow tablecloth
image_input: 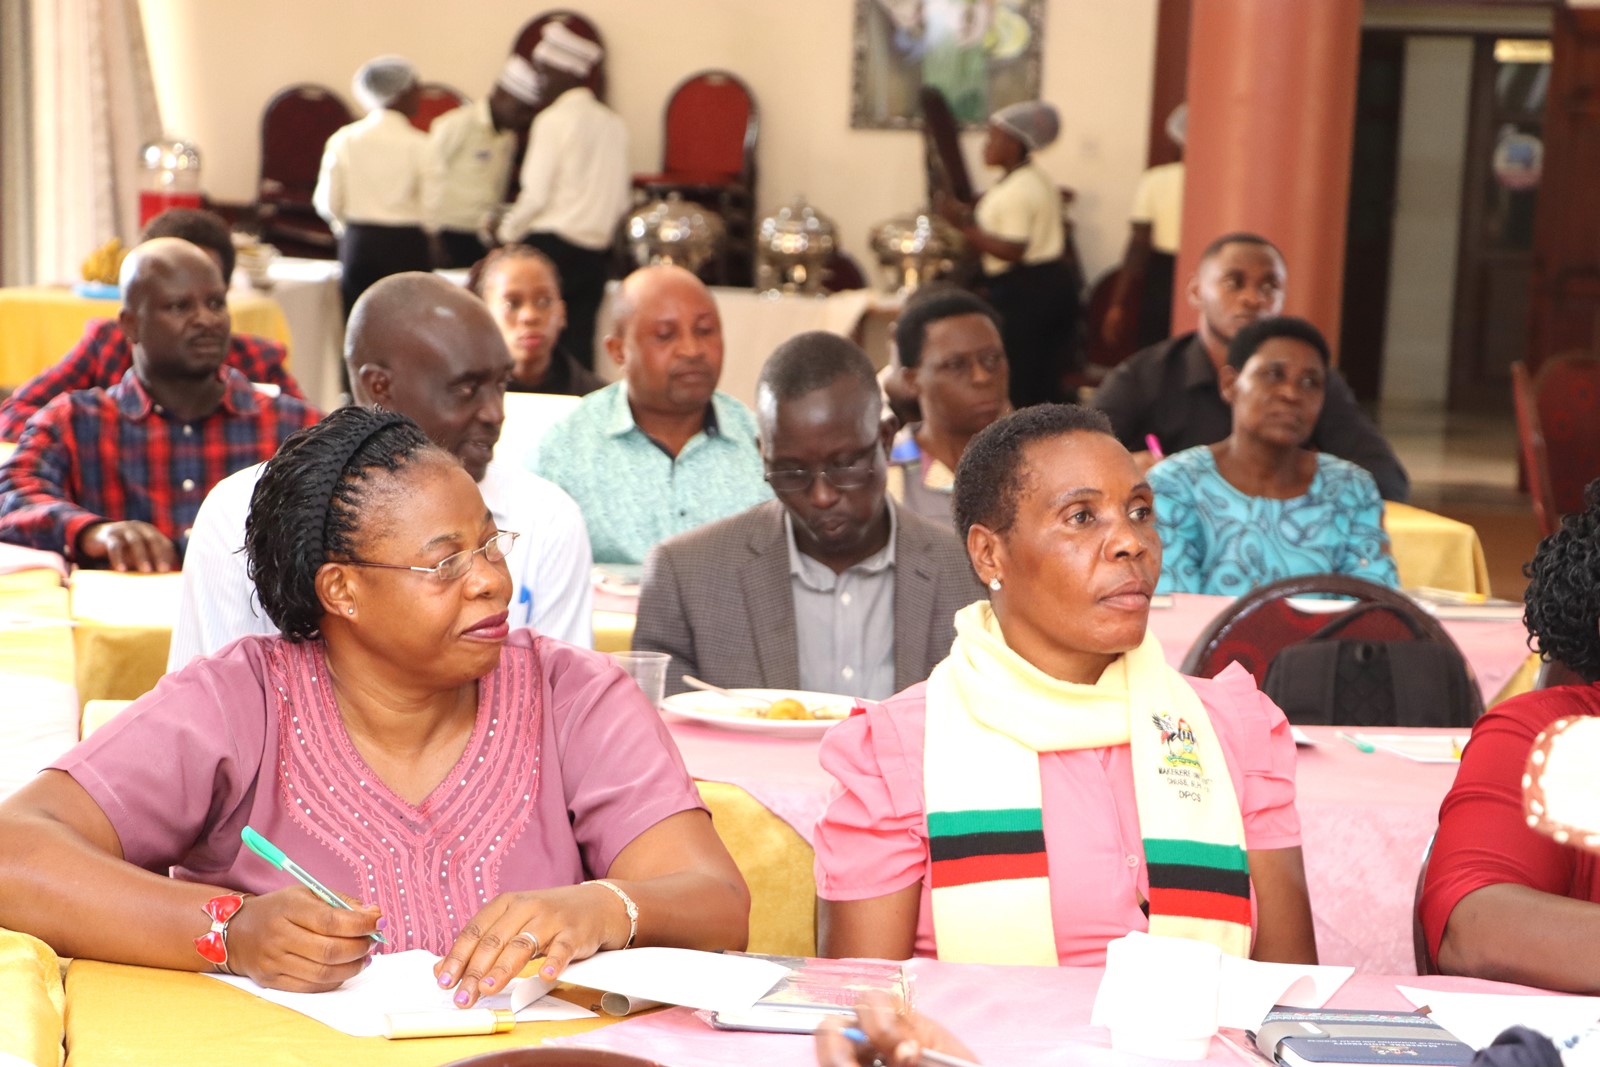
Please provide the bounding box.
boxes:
[0,929,65,1067]
[1384,501,1492,596]
[62,959,616,1066]
[68,570,182,708]
[0,286,292,387]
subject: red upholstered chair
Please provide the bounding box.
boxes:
[257,83,353,259]
[1513,355,1600,537]
[632,71,758,286]
[410,82,468,132]
[1179,574,1483,726]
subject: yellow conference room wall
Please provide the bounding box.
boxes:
[138,0,1159,282]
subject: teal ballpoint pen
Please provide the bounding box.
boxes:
[241,825,389,943]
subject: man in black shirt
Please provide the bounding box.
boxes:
[1091,231,1409,501]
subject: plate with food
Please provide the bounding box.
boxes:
[659,688,861,736]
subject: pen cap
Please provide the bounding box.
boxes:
[241,826,288,869]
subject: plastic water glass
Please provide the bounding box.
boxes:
[611,651,669,709]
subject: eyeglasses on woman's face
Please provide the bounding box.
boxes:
[338,530,520,583]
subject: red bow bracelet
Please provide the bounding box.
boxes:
[194,893,247,972]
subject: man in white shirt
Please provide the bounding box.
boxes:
[422,56,539,269]
[498,23,628,371]
[169,273,594,669]
[313,55,432,320]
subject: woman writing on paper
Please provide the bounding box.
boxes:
[0,408,748,1003]
[1419,481,1600,990]
[1147,316,1398,596]
[813,404,1317,966]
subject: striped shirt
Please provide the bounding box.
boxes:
[0,368,320,560]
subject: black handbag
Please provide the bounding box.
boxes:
[1261,603,1478,728]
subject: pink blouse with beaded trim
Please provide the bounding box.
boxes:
[53,629,704,955]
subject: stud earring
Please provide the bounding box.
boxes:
[347,607,355,615]
[988,576,1002,592]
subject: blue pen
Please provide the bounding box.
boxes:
[241,825,388,943]
[841,1026,981,1067]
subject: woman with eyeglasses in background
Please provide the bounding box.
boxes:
[0,407,748,1002]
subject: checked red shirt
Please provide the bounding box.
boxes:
[0,368,320,561]
[0,319,306,441]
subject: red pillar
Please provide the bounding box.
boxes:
[1174,0,1362,356]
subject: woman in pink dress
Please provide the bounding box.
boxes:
[0,407,748,1005]
[813,403,1317,967]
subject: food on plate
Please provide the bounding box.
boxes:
[764,698,810,720]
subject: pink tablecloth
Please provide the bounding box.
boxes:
[665,719,1463,976]
[552,962,1554,1067]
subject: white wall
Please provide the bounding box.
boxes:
[1379,35,1472,406]
[137,0,1156,284]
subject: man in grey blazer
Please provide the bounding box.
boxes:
[635,331,984,700]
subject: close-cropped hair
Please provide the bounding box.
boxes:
[1524,477,1600,681]
[141,208,236,282]
[757,330,878,404]
[894,285,1003,369]
[1198,230,1280,265]
[246,408,440,640]
[1226,316,1332,371]
[953,403,1115,539]
[467,243,563,298]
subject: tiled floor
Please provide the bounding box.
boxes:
[1378,403,1541,597]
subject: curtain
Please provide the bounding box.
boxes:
[4,0,163,285]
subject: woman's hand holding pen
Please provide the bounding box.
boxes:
[433,885,629,1008]
[224,887,383,992]
[815,992,981,1067]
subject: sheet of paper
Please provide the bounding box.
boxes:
[561,948,791,1014]
[204,948,594,1037]
[1216,958,1353,1030]
[1396,985,1600,1050]
[1361,734,1466,764]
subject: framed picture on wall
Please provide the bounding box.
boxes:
[850,0,1045,130]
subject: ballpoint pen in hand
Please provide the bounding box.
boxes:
[241,825,388,943]
[841,1026,983,1067]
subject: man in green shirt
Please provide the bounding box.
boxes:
[535,264,770,565]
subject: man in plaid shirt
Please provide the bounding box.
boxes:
[0,239,320,571]
[0,207,304,441]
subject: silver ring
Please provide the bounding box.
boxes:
[511,931,540,955]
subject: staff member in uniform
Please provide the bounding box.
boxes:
[937,101,1077,410]
[313,55,432,323]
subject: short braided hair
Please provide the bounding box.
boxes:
[952,403,1115,539]
[246,408,442,640]
[1524,478,1600,682]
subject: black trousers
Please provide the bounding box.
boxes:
[984,257,1080,409]
[523,232,611,371]
[338,222,431,320]
[438,229,490,271]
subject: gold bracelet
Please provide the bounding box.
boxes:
[584,879,638,949]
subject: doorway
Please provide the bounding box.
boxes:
[1338,10,1551,414]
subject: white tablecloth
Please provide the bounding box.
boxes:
[251,258,345,411]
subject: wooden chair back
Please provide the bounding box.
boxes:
[1512,360,1556,537]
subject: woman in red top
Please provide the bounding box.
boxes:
[1420,481,1600,990]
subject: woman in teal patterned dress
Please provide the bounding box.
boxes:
[1147,317,1398,596]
